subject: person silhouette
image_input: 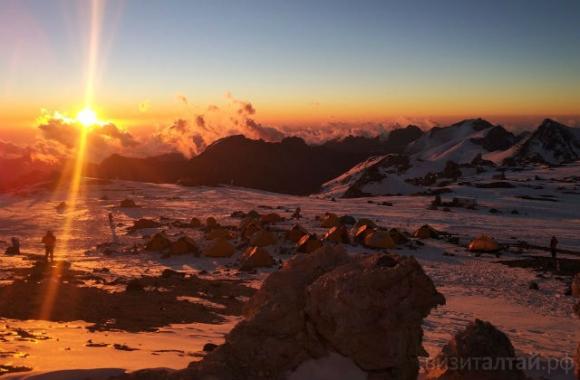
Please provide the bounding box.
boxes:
[550,236,559,271]
[42,231,56,261]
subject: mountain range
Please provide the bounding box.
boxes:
[2,118,578,196]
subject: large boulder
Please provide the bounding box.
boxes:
[426,319,525,380]
[117,246,444,380]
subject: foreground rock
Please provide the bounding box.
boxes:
[117,246,445,380]
[426,319,526,380]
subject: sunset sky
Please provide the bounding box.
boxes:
[1,0,580,141]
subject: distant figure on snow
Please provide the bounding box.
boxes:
[108,212,119,243]
[5,237,20,255]
[42,231,56,261]
[292,207,302,219]
[550,235,559,271]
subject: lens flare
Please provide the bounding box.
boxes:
[77,108,98,127]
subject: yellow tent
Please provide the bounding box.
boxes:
[323,225,350,244]
[145,232,171,251]
[170,236,199,256]
[413,224,439,239]
[319,212,340,228]
[285,224,308,243]
[206,217,219,229]
[250,230,278,247]
[468,235,500,252]
[204,239,235,258]
[354,224,374,243]
[389,228,409,244]
[297,234,323,254]
[355,218,377,229]
[240,246,275,270]
[261,213,284,224]
[206,228,234,240]
[364,230,396,249]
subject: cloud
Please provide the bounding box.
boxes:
[34,110,138,162]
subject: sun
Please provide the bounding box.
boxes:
[76,108,98,127]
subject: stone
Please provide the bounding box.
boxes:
[117,247,444,380]
[426,319,526,380]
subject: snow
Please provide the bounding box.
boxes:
[0,164,579,379]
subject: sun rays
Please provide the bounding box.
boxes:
[38,0,105,320]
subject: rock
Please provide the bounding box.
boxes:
[572,273,580,298]
[249,230,278,247]
[203,343,218,352]
[169,236,199,256]
[529,281,539,290]
[145,232,171,251]
[196,247,443,379]
[296,234,323,254]
[130,218,161,230]
[126,279,145,292]
[285,224,308,243]
[161,269,186,279]
[240,246,275,270]
[120,199,138,208]
[426,319,525,380]
[204,239,235,258]
[363,230,396,249]
[322,225,350,244]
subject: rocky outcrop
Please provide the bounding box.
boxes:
[117,246,444,380]
[426,319,525,380]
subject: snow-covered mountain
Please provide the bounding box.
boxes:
[507,119,580,165]
[320,118,579,198]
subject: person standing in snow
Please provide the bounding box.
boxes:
[108,212,119,243]
[42,231,56,261]
[550,236,559,271]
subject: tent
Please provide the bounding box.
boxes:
[240,246,275,270]
[261,213,284,224]
[323,226,350,244]
[206,228,234,240]
[413,225,440,239]
[206,217,219,229]
[204,239,235,258]
[319,213,340,228]
[355,218,377,229]
[389,228,409,244]
[364,230,396,249]
[468,235,500,253]
[170,236,199,256]
[250,230,278,247]
[145,232,171,251]
[285,224,308,243]
[297,234,323,254]
[354,224,375,243]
